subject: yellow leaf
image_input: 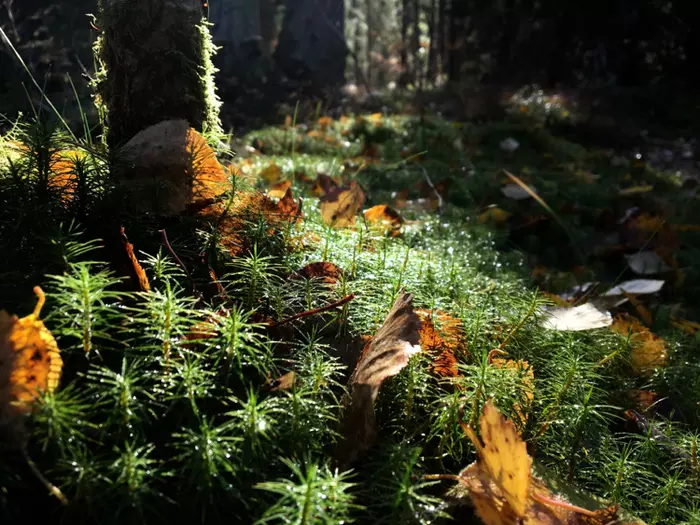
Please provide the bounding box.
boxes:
[0,287,63,424]
[259,163,283,185]
[478,207,511,225]
[670,316,700,335]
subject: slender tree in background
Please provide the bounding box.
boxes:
[92,0,221,147]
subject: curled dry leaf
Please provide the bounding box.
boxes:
[320,180,366,228]
[120,227,150,292]
[336,292,421,466]
[295,262,344,285]
[416,309,465,378]
[363,204,404,237]
[610,313,668,377]
[0,287,63,432]
[311,173,340,197]
[446,402,629,525]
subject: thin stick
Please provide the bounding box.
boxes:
[22,446,68,505]
[269,293,356,328]
[421,166,443,212]
[158,229,203,300]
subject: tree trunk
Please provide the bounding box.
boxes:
[274,0,346,93]
[93,0,222,147]
[427,0,437,82]
[259,0,277,58]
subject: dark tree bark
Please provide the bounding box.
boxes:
[274,0,346,92]
[447,0,468,85]
[93,0,221,147]
[427,0,437,81]
[259,0,277,58]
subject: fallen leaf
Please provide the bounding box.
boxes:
[416,309,465,378]
[269,371,296,392]
[336,292,421,465]
[670,316,700,335]
[120,226,150,292]
[295,262,344,284]
[446,402,628,525]
[610,314,668,376]
[500,137,520,153]
[320,181,365,228]
[603,279,664,296]
[622,292,653,327]
[478,207,511,225]
[259,163,283,185]
[619,185,653,196]
[501,183,537,200]
[317,116,334,129]
[268,180,292,199]
[187,128,229,205]
[363,204,404,237]
[0,287,63,430]
[625,251,670,275]
[311,173,339,197]
[541,304,612,331]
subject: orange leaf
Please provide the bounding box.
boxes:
[0,287,63,426]
[187,128,228,205]
[120,226,150,292]
[320,181,365,228]
[415,309,465,378]
[363,204,404,237]
[610,314,668,376]
[317,116,334,129]
[311,173,339,197]
[268,180,292,199]
[670,316,700,335]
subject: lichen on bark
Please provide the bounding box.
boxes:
[91,0,222,148]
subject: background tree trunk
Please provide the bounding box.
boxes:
[93,0,222,147]
[274,0,346,93]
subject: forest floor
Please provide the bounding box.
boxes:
[1,92,700,524]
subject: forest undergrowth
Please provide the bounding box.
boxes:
[1,95,700,525]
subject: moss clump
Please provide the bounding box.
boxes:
[91,0,222,148]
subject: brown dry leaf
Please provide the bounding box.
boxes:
[296,262,344,284]
[619,185,653,196]
[269,371,296,392]
[336,292,421,465]
[622,291,653,326]
[307,130,324,139]
[199,188,301,258]
[478,207,511,226]
[259,163,283,185]
[363,204,404,237]
[0,287,63,428]
[451,402,627,525]
[268,180,292,199]
[320,181,365,228]
[610,314,668,376]
[415,309,464,378]
[311,173,339,197]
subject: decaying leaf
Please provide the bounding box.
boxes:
[320,180,366,228]
[363,204,404,237]
[625,251,670,275]
[610,314,668,376]
[268,179,292,199]
[443,402,632,525]
[416,309,465,378]
[478,207,511,225]
[259,163,283,185]
[311,173,339,197]
[295,262,344,285]
[0,287,63,430]
[670,316,700,335]
[336,292,421,465]
[540,303,612,331]
[603,279,665,297]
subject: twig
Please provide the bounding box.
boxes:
[421,166,443,212]
[158,229,203,300]
[269,293,356,328]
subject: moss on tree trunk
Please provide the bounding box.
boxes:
[92,0,222,148]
